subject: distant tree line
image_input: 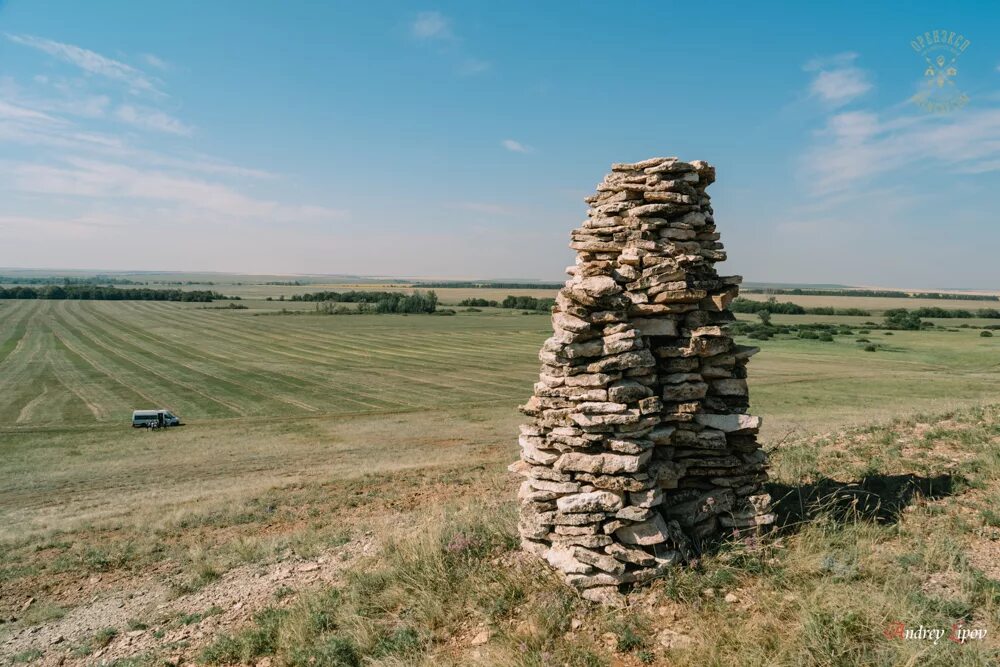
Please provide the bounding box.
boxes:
[730,298,870,317]
[415,281,564,289]
[458,295,555,312]
[742,288,998,302]
[149,280,217,286]
[0,275,142,286]
[459,298,499,307]
[0,285,225,301]
[288,290,438,313]
[906,306,1000,319]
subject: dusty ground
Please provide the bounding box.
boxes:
[2,537,376,665]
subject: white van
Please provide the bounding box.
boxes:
[131,409,181,428]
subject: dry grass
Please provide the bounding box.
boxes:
[185,406,1000,667]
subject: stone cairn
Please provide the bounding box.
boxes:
[510,157,774,604]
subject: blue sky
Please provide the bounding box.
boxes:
[0,1,998,287]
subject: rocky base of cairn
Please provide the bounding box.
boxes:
[509,157,775,605]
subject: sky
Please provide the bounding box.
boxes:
[0,1,999,288]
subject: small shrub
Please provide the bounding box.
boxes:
[610,617,650,653]
[12,649,44,664]
[818,333,834,342]
[80,542,135,572]
[864,344,878,352]
[181,606,223,625]
[19,601,66,625]
[858,329,870,334]
[94,627,118,649]
[288,636,361,667]
[799,331,818,340]
[982,331,994,338]
[884,332,894,336]
[372,626,423,658]
[463,307,481,312]
[856,338,870,343]
[202,607,286,664]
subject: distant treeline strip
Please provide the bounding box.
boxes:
[414,281,564,290]
[0,275,142,286]
[0,285,224,301]
[288,290,438,313]
[732,298,1000,319]
[742,288,998,302]
[731,298,871,316]
[459,296,555,312]
[894,306,1000,319]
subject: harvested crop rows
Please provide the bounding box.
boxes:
[0,300,549,427]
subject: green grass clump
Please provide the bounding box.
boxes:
[202,607,287,664]
[11,649,44,664]
[287,636,361,666]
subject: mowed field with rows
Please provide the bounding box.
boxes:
[0,299,546,426]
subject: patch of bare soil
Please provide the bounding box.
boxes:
[0,536,376,665]
[920,571,968,603]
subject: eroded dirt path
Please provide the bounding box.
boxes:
[1,536,376,665]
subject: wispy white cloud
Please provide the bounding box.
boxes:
[0,213,127,240]
[798,52,1000,198]
[408,11,489,76]
[805,53,871,106]
[0,99,65,124]
[9,157,345,222]
[502,139,533,154]
[0,103,274,180]
[411,11,452,40]
[115,104,192,136]
[804,109,1000,193]
[1,33,347,263]
[141,53,170,71]
[810,69,871,105]
[1,76,112,120]
[4,33,163,97]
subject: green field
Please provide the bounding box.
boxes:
[2,299,998,428]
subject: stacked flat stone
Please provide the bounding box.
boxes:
[510,157,774,604]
